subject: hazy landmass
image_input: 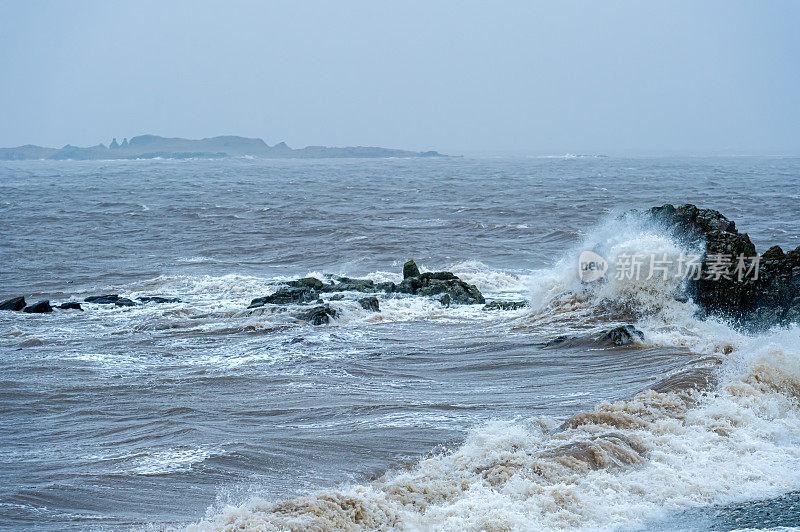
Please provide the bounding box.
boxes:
[0,135,445,160]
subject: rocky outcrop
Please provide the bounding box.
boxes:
[85,294,137,307]
[649,204,800,328]
[0,296,26,311]
[23,300,53,313]
[249,287,319,307]
[396,269,485,305]
[248,261,485,315]
[58,302,83,310]
[403,260,421,279]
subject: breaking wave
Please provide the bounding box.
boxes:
[187,213,800,530]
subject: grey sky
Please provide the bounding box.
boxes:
[1,1,798,156]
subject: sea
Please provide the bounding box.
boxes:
[1,156,799,531]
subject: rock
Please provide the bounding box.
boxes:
[358,296,380,312]
[322,277,376,292]
[85,294,136,307]
[298,304,337,325]
[403,260,421,279]
[420,271,458,281]
[23,300,53,313]
[417,278,485,304]
[376,281,396,293]
[439,294,451,307]
[483,300,528,311]
[0,296,26,311]
[249,287,318,307]
[648,204,800,328]
[138,296,181,304]
[396,266,484,304]
[57,302,83,310]
[544,335,569,347]
[287,277,324,290]
[597,325,644,346]
[327,294,345,301]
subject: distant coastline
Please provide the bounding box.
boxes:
[0,134,445,160]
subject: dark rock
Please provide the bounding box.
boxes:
[287,277,324,290]
[396,277,422,294]
[396,267,484,304]
[597,325,644,346]
[138,296,181,304]
[483,300,528,311]
[322,277,376,293]
[420,271,458,281]
[376,281,396,293]
[57,302,83,310]
[417,278,485,304]
[439,294,451,307]
[403,260,421,279]
[23,300,53,313]
[298,304,338,325]
[358,296,380,312]
[544,335,569,347]
[328,294,345,301]
[249,287,318,307]
[648,204,800,328]
[0,296,26,311]
[85,294,136,306]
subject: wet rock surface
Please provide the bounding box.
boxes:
[483,300,528,311]
[598,325,645,346]
[85,294,137,307]
[298,305,338,325]
[0,296,26,311]
[649,204,800,328]
[358,297,380,312]
[23,300,53,313]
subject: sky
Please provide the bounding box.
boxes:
[1,1,798,156]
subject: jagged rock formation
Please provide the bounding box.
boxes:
[649,204,800,328]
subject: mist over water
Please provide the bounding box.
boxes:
[2,156,800,530]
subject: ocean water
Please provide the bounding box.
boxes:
[1,156,799,531]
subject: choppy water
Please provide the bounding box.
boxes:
[1,156,799,531]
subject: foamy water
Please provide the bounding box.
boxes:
[1,156,799,531]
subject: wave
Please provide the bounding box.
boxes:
[187,211,800,531]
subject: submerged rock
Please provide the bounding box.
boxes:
[483,300,528,311]
[23,300,53,313]
[0,296,26,311]
[138,296,181,304]
[322,277,376,293]
[85,294,136,307]
[249,287,318,307]
[57,302,83,310]
[597,325,644,346]
[358,296,380,312]
[298,304,338,325]
[649,204,800,328]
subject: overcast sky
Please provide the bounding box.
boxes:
[1,1,798,156]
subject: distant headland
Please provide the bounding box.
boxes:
[0,135,445,160]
